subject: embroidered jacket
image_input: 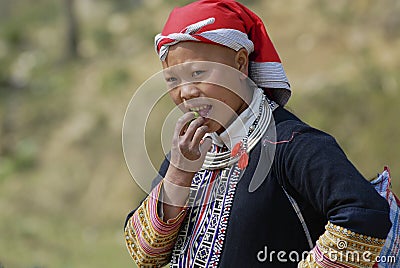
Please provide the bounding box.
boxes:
[125,107,391,268]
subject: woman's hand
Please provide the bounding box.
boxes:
[161,112,212,218]
[166,112,212,187]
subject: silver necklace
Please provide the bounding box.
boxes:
[202,94,274,170]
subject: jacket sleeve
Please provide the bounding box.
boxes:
[124,157,187,267]
[274,120,391,267]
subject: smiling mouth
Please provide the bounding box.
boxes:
[189,104,212,117]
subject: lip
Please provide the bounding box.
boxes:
[188,104,212,117]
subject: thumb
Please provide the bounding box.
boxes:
[200,137,212,156]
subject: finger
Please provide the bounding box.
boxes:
[174,112,199,137]
[199,137,212,156]
[190,125,209,148]
[179,118,205,157]
[183,117,205,139]
[181,112,202,136]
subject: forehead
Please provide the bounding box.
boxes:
[162,42,237,68]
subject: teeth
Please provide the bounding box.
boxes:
[189,105,209,112]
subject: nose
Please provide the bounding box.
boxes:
[180,82,200,101]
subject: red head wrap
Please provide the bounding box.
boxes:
[155,0,291,106]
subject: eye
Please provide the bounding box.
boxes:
[165,77,177,83]
[192,70,205,77]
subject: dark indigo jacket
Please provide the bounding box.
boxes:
[126,107,391,267]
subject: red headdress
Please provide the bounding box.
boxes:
[155,0,291,106]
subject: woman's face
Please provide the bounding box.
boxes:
[162,42,251,134]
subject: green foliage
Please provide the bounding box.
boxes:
[110,0,144,11]
[162,0,262,8]
[238,0,262,5]
[101,68,131,94]
[163,0,193,6]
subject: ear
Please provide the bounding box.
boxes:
[235,48,249,77]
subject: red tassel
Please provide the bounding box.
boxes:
[231,141,242,157]
[238,152,249,170]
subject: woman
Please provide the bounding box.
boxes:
[124,1,391,267]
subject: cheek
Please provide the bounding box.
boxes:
[215,95,241,113]
[226,92,245,111]
[168,89,181,106]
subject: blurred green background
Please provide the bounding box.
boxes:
[0,0,399,267]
